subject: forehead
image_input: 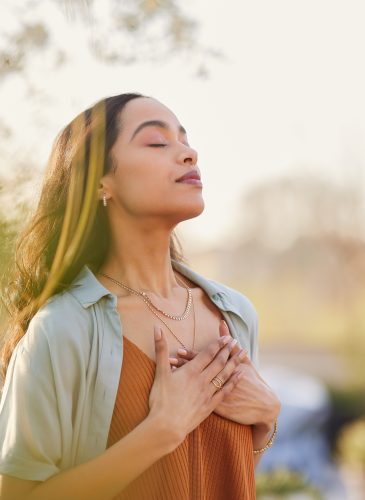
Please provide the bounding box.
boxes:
[119,97,181,133]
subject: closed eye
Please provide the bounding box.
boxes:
[148,144,167,147]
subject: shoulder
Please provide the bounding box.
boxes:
[202,277,258,334]
[19,290,94,371]
[29,290,92,340]
[173,260,258,332]
[3,289,98,403]
[211,278,257,315]
[175,262,260,365]
[187,270,260,366]
[41,288,90,321]
[13,265,115,376]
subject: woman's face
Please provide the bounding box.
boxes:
[102,97,204,226]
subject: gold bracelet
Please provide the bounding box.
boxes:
[253,420,278,455]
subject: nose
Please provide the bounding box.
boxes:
[178,144,198,166]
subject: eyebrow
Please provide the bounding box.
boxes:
[129,120,187,141]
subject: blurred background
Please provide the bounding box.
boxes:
[1,1,364,498]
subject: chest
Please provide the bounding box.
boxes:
[115,287,226,361]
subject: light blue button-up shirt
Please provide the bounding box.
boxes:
[0,261,258,481]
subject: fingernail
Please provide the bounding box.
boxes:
[230,339,238,349]
[177,348,188,356]
[221,336,231,345]
[154,325,161,341]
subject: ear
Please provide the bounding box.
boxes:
[97,185,105,201]
[97,180,111,202]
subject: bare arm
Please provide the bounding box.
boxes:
[1,327,242,500]
[1,414,175,500]
[252,422,277,467]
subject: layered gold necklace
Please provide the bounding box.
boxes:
[99,272,196,351]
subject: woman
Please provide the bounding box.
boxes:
[0,93,280,499]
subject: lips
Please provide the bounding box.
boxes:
[175,170,201,183]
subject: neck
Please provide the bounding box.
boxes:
[98,219,180,298]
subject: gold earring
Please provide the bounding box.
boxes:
[103,193,107,207]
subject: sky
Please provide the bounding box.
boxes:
[1,0,365,249]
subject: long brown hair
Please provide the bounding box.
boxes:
[1,93,184,380]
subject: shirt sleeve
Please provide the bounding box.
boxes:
[225,287,260,369]
[0,313,63,481]
[250,306,259,369]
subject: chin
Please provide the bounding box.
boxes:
[177,199,205,222]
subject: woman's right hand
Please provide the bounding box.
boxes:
[148,325,245,451]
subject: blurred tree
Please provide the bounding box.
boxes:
[337,418,365,477]
[190,175,365,384]
[0,215,16,279]
[0,0,218,186]
[237,175,365,250]
[256,469,321,499]
[0,0,217,81]
[0,198,17,308]
[0,168,41,331]
[0,0,221,325]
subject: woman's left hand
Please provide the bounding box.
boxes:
[171,349,279,428]
[169,321,281,431]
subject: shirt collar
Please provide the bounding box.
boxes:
[68,261,236,313]
[172,260,243,316]
[68,266,114,308]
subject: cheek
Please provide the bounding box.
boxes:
[115,181,204,218]
[110,157,204,218]
[113,167,172,213]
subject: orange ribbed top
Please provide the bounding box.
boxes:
[107,336,256,500]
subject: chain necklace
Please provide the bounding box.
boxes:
[142,292,196,351]
[99,272,192,321]
[99,272,196,351]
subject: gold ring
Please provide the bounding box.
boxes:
[211,376,224,390]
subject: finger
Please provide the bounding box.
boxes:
[230,344,241,358]
[227,338,246,360]
[177,340,239,362]
[154,325,170,379]
[189,335,232,372]
[202,339,238,382]
[177,348,196,360]
[219,321,241,358]
[169,357,188,368]
[238,349,250,364]
[177,358,189,367]
[219,319,230,337]
[210,369,243,406]
[229,338,239,356]
[208,347,245,395]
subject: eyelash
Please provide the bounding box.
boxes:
[148,144,167,147]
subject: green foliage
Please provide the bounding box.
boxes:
[0,22,48,77]
[0,0,214,80]
[0,209,17,333]
[337,419,365,466]
[0,174,30,326]
[256,469,322,499]
[0,212,17,281]
[328,386,365,421]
